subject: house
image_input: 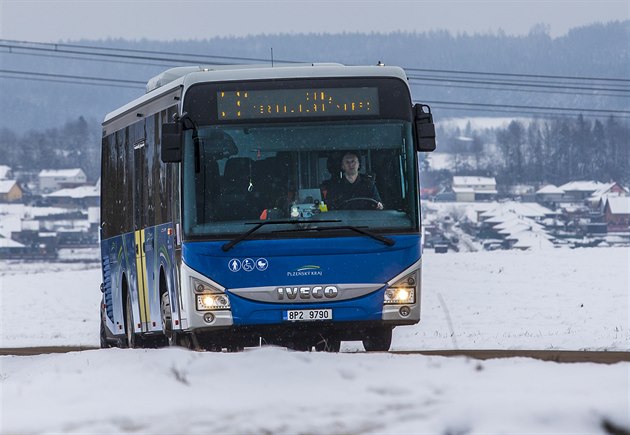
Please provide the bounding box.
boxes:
[38,168,87,193]
[45,183,100,208]
[588,182,628,210]
[452,176,497,202]
[558,181,607,201]
[0,180,23,202]
[536,184,564,203]
[604,197,630,232]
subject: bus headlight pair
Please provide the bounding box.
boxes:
[384,272,417,304]
[192,277,231,311]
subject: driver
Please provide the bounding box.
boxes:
[325,151,383,210]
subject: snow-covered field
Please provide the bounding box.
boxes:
[1,248,629,433]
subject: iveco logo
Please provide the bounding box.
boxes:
[276,286,338,300]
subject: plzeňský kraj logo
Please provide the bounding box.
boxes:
[287,265,323,277]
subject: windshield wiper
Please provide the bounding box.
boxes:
[274,225,395,247]
[221,219,342,252]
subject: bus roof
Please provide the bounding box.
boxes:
[102,64,409,125]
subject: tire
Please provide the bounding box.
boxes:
[362,327,392,352]
[125,291,140,348]
[99,315,111,349]
[161,292,175,347]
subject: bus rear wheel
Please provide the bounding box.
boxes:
[99,316,111,349]
[362,327,392,352]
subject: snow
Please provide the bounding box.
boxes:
[38,168,85,178]
[479,201,555,219]
[607,196,630,214]
[0,165,11,180]
[1,247,629,433]
[0,237,24,248]
[559,180,608,192]
[452,176,496,186]
[45,184,99,199]
[536,184,564,194]
[0,179,17,194]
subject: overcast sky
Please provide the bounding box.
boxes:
[0,0,628,42]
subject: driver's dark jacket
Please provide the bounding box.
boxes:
[326,174,382,210]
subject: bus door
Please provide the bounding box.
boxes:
[133,137,151,333]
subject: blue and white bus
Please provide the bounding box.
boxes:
[99,63,436,352]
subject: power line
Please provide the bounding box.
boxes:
[0,40,296,66]
[0,74,144,90]
[404,66,630,84]
[0,69,145,86]
[421,103,630,120]
[1,39,629,120]
[1,38,628,84]
[4,49,175,69]
[1,68,628,119]
[409,81,630,99]
[1,38,301,64]
[422,99,630,114]
[407,75,630,94]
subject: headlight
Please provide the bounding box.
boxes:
[384,272,417,304]
[192,277,231,311]
[196,293,231,311]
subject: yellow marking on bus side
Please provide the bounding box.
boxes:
[140,229,151,325]
[134,230,148,326]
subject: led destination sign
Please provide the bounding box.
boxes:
[217,87,379,120]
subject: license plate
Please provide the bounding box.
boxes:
[284,309,333,322]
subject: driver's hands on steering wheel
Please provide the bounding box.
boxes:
[339,197,384,210]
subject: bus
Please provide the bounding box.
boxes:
[99,63,436,352]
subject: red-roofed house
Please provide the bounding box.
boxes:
[604,197,630,232]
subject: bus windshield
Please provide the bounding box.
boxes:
[182,120,418,239]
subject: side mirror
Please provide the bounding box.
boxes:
[413,103,436,152]
[161,122,182,163]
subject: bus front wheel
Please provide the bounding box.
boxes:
[362,327,392,352]
[160,292,175,346]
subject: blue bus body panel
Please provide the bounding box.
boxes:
[100,223,178,335]
[100,231,137,333]
[183,234,421,326]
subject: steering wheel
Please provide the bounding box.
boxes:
[339,197,381,210]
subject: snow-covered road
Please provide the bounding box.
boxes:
[1,247,629,433]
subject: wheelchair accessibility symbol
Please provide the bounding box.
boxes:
[242,258,255,272]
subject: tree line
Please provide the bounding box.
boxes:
[0,117,100,182]
[0,114,628,191]
[434,116,630,188]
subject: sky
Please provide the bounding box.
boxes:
[0,0,629,42]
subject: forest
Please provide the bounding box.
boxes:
[0,113,627,188]
[0,21,628,186]
[433,115,630,187]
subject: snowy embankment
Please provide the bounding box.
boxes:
[1,248,628,433]
[1,347,628,434]
[1,247,628,350]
